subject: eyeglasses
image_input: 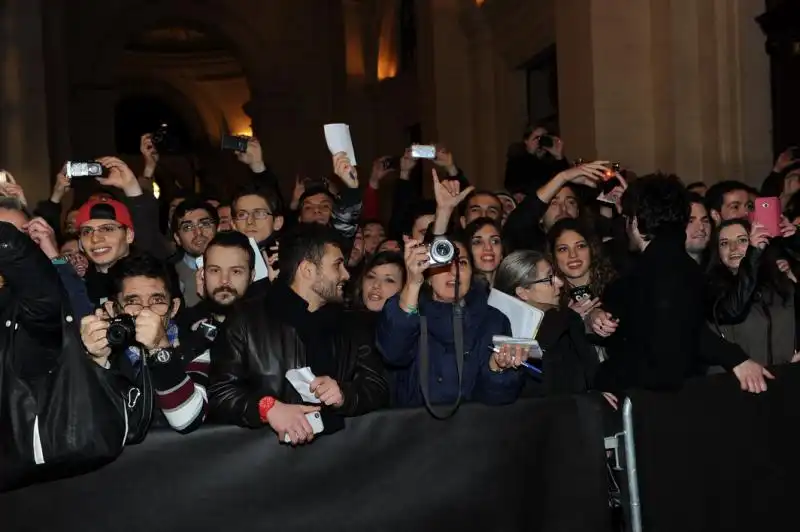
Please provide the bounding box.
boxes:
[79,224,124,238]
[234,209,273,221]
[529,275,556,287]
[178,218,215,234]
[118,296,171,317]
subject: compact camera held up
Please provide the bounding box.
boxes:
[427,236,456,266]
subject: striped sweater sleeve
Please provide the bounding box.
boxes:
[149,346,210,434]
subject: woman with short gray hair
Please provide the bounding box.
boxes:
[494,250,599,396]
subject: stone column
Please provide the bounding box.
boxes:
[0,0,52,203]
[555,0,771,186]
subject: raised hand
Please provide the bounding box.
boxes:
[236,137,265,171]
[399,148,417,178]
[140,133,160,171]
[96,156,141,196]
[556,161,610,188]
[0,171,27,206]
[370,157,394,189]
[51,164,71,203]
[749,222,771,250]
[543,136,565,160]
[23,217,59,259]
[333,152,358,189]
[779,216,797,239]
[402,236,431,285]
[432,169,474,212]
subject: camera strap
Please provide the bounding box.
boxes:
[418,307,465,419]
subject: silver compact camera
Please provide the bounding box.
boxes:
[65,161,104,180]
[427,236,455,266]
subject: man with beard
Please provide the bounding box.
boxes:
[209,223,388,445]
[171,197,219,308]
[177,231,255,346]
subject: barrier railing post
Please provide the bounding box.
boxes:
[621,397,642,532]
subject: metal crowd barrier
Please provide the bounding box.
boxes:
[605,398,642,532]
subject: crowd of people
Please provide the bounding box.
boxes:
[1,124,797,451]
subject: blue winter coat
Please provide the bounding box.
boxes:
[376,285,524,408]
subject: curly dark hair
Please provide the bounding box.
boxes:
[546,218,617,306]
[621,172,690,240]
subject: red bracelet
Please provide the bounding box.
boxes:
[258,396,276,423]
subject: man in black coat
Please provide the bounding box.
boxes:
[208,223,388,445]
[588,174,773,396]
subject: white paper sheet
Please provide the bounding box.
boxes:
[247,237,269,282]
[487,288,545,339]
[285,367,321,404]
[323,123,357,165]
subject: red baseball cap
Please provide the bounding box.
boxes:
[75,198,133,229]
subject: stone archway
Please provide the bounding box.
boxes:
[67,0,263,160]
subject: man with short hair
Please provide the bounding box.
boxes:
[76,197,136,305]
[209,223,388,444]
[80,254,209,434]
[686,193,712,264]
[171,197,219,308]
[232,184,284,247]
[705,180,753,223]
[589,174,772,394]
[460,190,503,227]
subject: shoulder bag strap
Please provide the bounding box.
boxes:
[418,304,465,420]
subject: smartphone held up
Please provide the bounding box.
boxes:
[749,197,782,238]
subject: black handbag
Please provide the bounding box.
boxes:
[0,302,135,491]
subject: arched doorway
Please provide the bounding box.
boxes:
[114,94,195,155]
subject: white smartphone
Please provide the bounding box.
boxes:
[411,144,436,159]
[0,170,7,184]
[284,411,324,443]
[492,335,544,359]
[195,256,204,269]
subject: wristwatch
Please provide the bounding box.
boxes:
[147,347,172,365]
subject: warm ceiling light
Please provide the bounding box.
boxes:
[475,0,485,5]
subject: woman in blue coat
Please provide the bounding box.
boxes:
[376,232,529,409]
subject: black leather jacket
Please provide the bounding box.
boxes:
[0,222,63,380]
[208,282,388,428]
[706,246,765,326]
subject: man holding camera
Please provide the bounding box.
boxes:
[80,254,209,435]
[209,223,388,444]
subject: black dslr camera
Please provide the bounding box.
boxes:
[107,315,136,349]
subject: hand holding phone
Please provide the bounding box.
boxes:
[749,197,782,238]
